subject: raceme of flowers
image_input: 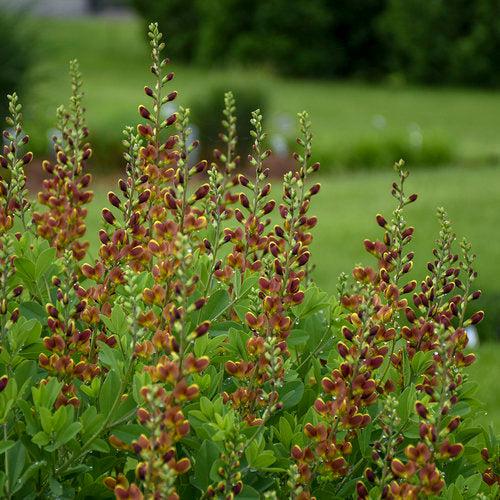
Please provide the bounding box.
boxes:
[0,22,498,500]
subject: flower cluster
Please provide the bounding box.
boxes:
[33,60,93,260]
[0,21,496,500]
[222,111,320,429]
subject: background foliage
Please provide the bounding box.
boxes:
[132,0,500,86]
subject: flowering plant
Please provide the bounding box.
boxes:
[0,23,498,500]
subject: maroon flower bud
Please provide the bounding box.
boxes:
[144,86,154,97]
[166,91,177,102]
[408,193,418,202]
[164,193,178,209]
[342,326,353,341]
[309,183,321,196]
[22,152,33,164]
[402,280,417,294]
[262,200,275,215]
[260,183,271,197]
[194,298,206,310]
[239,193,250,209]
[405,307,416,323]
[365,468,375,482]
[194,184,210,201]
[275,225,285,238]
[0,375,8,392]
[402,227,414,239]
[82,148,92,160]
[471,290,481,300]
[415,401,428,418]
[12,285,23,297]
[337,341,349,359]
[165,135,177,149]
[447,417,460,432]
[165,114,177,126]
[297,252,310,266]
[102,208,115,225]
[107,191,121,208]
[356,482,368,498]
[166,72,174,81]
[138,189,151,204]
[469,311,484,325]
[235,209,244,223]
[138,105,151,119]
[99,230,109,244]
[10,308,19,323]
[238,174,249,186]
[376,214,387,227]
[195,321,210,337]
[194,160,207,173]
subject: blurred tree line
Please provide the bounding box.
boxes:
[0,10,33,116]
[131,0,500,87]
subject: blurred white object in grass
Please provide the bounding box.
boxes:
[371,114,386,130]
[270,134,288,156]
[408,122,423,149]
[466,325,479,348]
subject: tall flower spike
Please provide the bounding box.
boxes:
[0,93,33,234]
[33,60,93,260]
[218,90,239,179]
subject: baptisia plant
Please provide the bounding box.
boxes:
[0,22,498,500]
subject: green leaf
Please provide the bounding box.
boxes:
[89,438,110,453]
[402,348,411,387]
[252,450,276,468]
[280,380,304,409]
[358,423,372,458]
[202,289,230,321]
[0,440,15,454]
[192,440,220,491]
[97,340,123,374]
[14,257,36,283]
[238,484,260,500]
[397,384,416,423]
[278,417,293,448]
[11,460,46,495]
[32,432,50,447]
[99,369,120,417]
[35,247,57,279]
[101,304,128,335]
[292,286,330,318]
[288,329,309,348]
[6,441,25,492]
[463,473,482,496]
[18,302,46,323]
[112,424,145,444]
[56,422,82,446]
[39,407,53,434]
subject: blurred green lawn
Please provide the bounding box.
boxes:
[24,16,500,163]
[17,16,500,429]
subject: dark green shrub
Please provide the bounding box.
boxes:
[189,84,268,160]
[130,0,200,61]
[0,9,33,116]
[380,0,500,86]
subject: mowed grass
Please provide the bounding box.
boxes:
[21,16,500,163]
